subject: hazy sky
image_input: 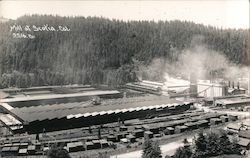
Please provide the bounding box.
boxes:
[0,0,249,29]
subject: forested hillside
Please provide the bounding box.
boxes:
[0,15,248,88]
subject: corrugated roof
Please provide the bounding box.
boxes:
[0,103,14,110]
[0,114,22,126]
[1,90,120,103]
[10,96,184,123]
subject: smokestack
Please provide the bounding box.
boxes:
[237,82,240,89]
[249,69,250,95]
[222,82,228,96]
[232,81,234,89]
[190,73,197,98]
[228,81,231,87]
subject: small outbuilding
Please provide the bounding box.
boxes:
[164,127,175,135]
[133,129,144,138]
[85,141,94,150]
[18,148,28,156]
[27,145,36,155]
[144,131,153,139]
[92,140,101,149]
[126,135,136,143]
[100,139,109,148]
[210,118,222,125]
[175,125,188,134]
[238,138,250,150]
[220,116,229,123]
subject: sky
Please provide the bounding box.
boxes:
[0,0,249,29]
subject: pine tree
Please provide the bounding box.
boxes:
[142,137,153,158]
[142,137,162,158]
[47,144,71,158]
[218,132,232,154]
[195,132,207,153]
[174,146,192,158]
[205,132,220,156]
[152,141,162,158]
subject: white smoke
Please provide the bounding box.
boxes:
[136,35,249,89]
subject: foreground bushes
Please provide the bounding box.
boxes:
[172,130,242,158]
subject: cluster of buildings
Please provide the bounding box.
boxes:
[0,109,239,157]
[0,85,191,134]
[0,77,249,157]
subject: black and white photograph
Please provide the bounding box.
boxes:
[0,0,249,158]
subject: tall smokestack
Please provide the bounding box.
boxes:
[190,73,197,98]
[237,82,240,89]
[246,32,250,95]
[222,82,228,96]
[249,69,250,95]
[228,81,231,87]
[232,81,234,89]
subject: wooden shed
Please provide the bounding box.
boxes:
[133,129,144,138]
[174,125,188,134]
[238,138,250,150]
[119,126,128,131]
[107,134,117,142]
[85,141,94,150]
[18,148,28,156]
[120,138,129,144]
[27,145,36,155]
[210,118,222,125]
[92,140,101,149]
[144,131,153,139]
[100,139,109,148]
[164,127,175,135]
[196,120,209,128]
[67,142,84,152]
[226,123,241,134]
[126,135,136,143]
[184,122,197,130]
[239,130,250,139]
[9,146,19,156]
[220,116,229,123]
[1,147,12,157]
[20,142,29,148]
[228,115,238,121]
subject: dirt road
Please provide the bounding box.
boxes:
[110,138,193,158]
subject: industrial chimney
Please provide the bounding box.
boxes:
[189,73,197,98]
[222,82,228,96]
[249,70,250,95]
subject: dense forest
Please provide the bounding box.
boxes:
[0,15,248,88]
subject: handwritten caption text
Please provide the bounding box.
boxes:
[10,24,71,39]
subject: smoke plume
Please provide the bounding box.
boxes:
[137,35,249,88]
